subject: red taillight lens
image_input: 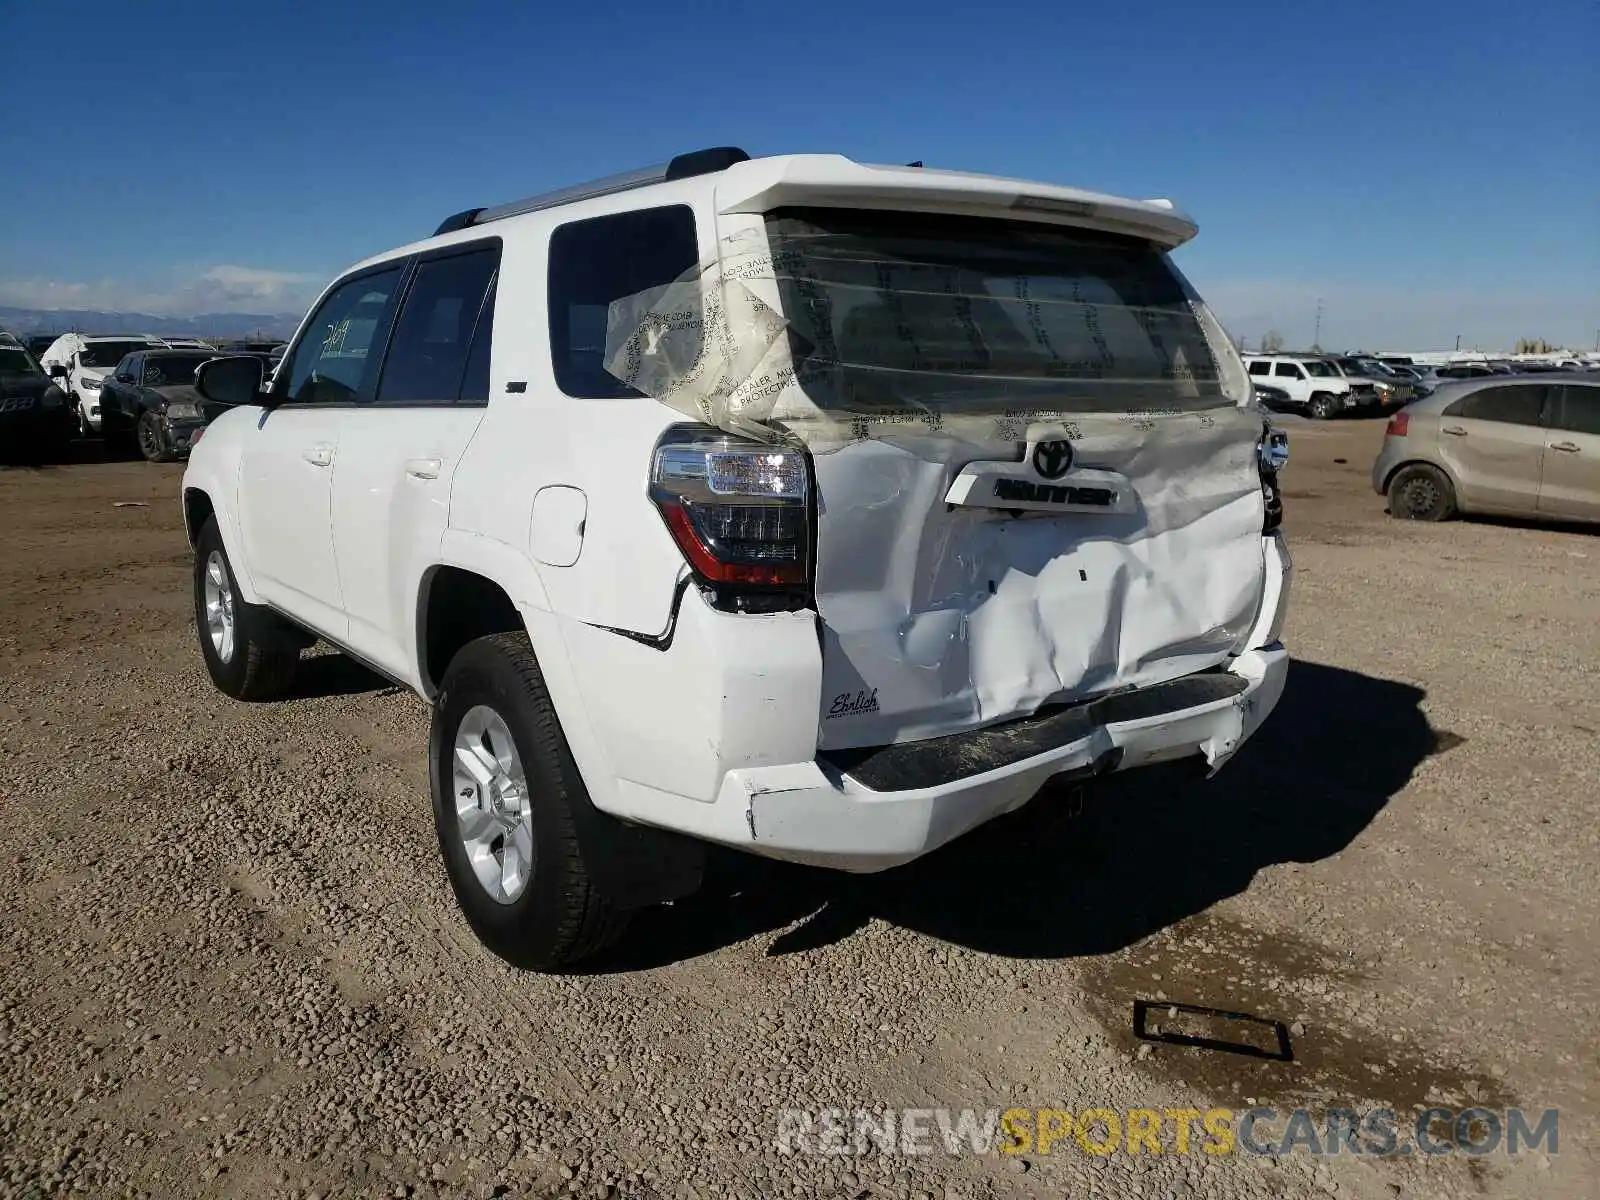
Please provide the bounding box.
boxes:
[650,428,812,599]
[1386,412,1409,437]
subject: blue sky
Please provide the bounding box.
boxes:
[1,0,1594,351]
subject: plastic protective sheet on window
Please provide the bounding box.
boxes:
[601,227,1253,451]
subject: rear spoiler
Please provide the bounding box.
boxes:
[713,156,1199,250]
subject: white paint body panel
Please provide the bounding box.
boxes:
[331,406,487,684]
[237,406,347,641]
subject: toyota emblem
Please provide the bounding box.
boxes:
[1031,439,1074,480]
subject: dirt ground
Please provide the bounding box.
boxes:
[1,418,1596,1200]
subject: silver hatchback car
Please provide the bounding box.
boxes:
[1373,376,1600,523]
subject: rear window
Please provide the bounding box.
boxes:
[761,207,1231,413]
[1551,385,1600,436]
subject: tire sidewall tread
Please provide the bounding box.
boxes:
[193,518,299,700]
[430,631,628,971]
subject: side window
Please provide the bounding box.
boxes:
[458,274,497,405]
[118,355,140,383]
[1247,361,1270,377]
[1552,387,1600,436]
[281,266,406,405]
[1273,362,1302,379]
[1443,384,1547,426]
[375,246,500,406]
[547,204,701,399]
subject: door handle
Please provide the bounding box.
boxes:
[405,456,443,480]
[1549,441,1580,453]
[1441,425,1467,436]
[302,444,333,467]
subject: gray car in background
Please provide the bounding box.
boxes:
[1372,376,1600,523]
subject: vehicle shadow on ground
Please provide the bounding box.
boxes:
[1459,514,1600,539]
[0,438,140,469]
[588,659,1449,972]
[291,652,395,699]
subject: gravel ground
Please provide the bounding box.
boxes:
[1,420,1595,1200]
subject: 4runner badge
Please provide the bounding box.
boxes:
[993,478,1116,507]
[827,689,880,719]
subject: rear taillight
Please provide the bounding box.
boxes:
[649,426,813,612]
[1386,412,1409,437]
[1258,425,1288,534]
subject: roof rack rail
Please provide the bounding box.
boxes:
[433,146,751,237]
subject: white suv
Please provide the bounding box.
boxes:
[1243,353,1370,419]
[183,148,1292,969]
[39,333,163,435]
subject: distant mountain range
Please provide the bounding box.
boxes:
[0,305,300,341]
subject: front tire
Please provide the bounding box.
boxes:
[136,410,175,462]
[1309,392,1338,420]
[430,632,630,971]
[1388,464,1457,521]
[192,517,301,699]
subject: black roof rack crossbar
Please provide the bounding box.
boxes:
[432,146,750,237]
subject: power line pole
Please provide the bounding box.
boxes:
[1312,298,1324,349]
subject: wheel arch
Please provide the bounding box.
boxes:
[416,555,704,907]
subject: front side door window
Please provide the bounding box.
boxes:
[280,267,407,406]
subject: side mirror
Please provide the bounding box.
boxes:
[195,355,269,407]
[47,363,68,379]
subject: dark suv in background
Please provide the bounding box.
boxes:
[0,336,75,462]
[99,349,225,461]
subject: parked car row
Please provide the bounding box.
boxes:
[1244,351,1414,419]
[5,331,286,460]
[1249,350,1599,420]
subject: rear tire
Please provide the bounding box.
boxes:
[1388,464,1456,521]
[193,517,301,699]
[430,632,631,971]
[1309,392,1338,420]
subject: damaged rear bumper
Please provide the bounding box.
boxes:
[704,644,1287,872]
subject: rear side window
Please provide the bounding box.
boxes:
[1273,362,1302,379]
[548,205,700,399]
[1247,361,1270,377]
[283,267,406,405]
[1443,384,1547,426]
[1551,386,1600,436]
[376,246,499,406]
